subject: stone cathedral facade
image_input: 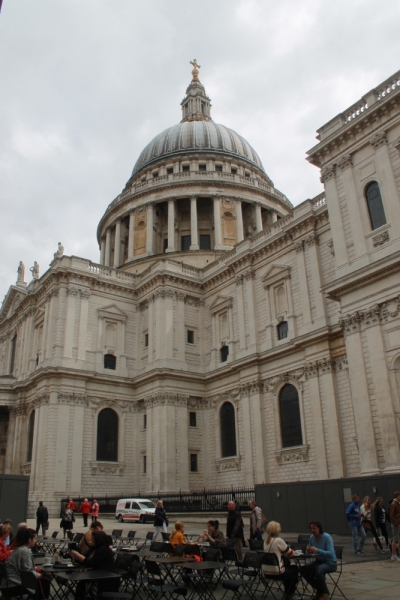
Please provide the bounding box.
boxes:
[1,65,400,515]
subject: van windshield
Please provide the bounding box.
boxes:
[139,501,155,509]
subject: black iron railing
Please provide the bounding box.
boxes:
[61,486,255,515]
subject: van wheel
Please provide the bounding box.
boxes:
[139,515,144,523]
[118,515,124,523]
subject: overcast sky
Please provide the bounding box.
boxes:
[1,0,399,299]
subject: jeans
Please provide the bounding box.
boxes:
[300,560,337,595]
[153,523,167,541]
[351,525,366,553]
[36,521,47,536]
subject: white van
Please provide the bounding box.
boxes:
[115,498,156,523]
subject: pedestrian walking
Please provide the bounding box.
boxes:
[35,501,49,537]
[153,500,168,541]
[91,500,100,523]
[249,499,263,541]
[346,494,366,555]
[78,498,91,527]
[226,500,244,560]
[361,496,388,554]
[389,490,400,562]
[372,496,390,551]
[60,502,74,539]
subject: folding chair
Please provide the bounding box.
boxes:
[19,569,50,600]
[249,539,264,551]
[73,533,84,543]
[112,529,124,544]
[298,534,310,545]
[137,531,155,550]
[150,541,166,556]
[161,532,170,542]
[127,530,137,546]
[222,554,261,600]
[258,553,288,600]
[144,559,187,599]
[220,547,240,579]
[51,531,59,539]
[326,546,349,600]
[0,562,23,599]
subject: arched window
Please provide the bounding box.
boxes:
[220,402,236,457]
[27,410,35,462]
[277,321,288,340]
[96,408,118,461]
[279,384,302,448]
[366,182,386,230]
[104,354,116,370]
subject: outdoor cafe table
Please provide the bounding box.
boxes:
[54,569,120,600]
[36,538,69,555]
[177,561,228,600]
[146,556,195,584]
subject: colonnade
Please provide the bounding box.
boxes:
[99,197,278,267]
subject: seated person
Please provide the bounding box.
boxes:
[79,520,104,555]
[6,527,50,600]
[170,521,186,547]
[263,521,299,600]
[200,520,226,547]
[0,524,12,562]
[299,520,337,600]
[70,531,119,599]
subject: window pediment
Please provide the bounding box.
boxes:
[209,295,233,315]
[262,264,291,288]
[97,304,127,322]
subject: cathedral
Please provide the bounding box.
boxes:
[1,63,400,516]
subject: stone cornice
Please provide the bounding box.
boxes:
[144,393,189,407]
[339,298,400,336]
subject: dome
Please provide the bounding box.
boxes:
[132,121,266,176]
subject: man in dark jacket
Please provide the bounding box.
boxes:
[36,501,49,537]
[153,500,168,541]
[226,500,243,559]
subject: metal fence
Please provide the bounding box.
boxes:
[61,486,255,515]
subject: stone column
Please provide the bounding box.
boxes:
[305,233,326,325]
[306,366,329,479]
[236,200,244,242]
[105,229,111,267]
[236,276,246,350]
[271,210,278,223]
[320,165,348,268]
[176,397,189,490]
[176,293,185,362]
[318,359,345,478]
[337,155,367,260]
[64,287,78,359]
[113,220,121,268]
[341,318,379,475]
[241,393,256,486]
[100,238,106,265]
[127,211,135,260]
[146,203,154,254]
[255,203,263,233]
[70,402,85,492]
[166,199,176,253]
[45,291,57,361]
[294,240,312,328]
[190,196,199,250]
[147,296,154,365]
[244,270,257,348]
[248,383,267,484]
[77,289,90,361]
[213,196,223,249]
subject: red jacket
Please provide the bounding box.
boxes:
[91,502,99,517]
[0,540,11,562]
[79,501,91,515]
[69,500,76,511]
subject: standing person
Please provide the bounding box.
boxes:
[346,494,366,555]
[389,490,400,562]
[60,502,74,538]
[79,498,91,527]
[263,521,299,600]
[91,499,100,523]
[373,497,390,551]
[69,498,77,512]
[35,501,49,537]
[226,500,244,560]
[249,500,263,541]
[153,500,168,541]
[361,496,388,554]
[299,521,336,600]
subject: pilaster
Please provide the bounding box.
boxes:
[190,196,199,250]
[320,164,348,268]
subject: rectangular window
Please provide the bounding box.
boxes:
[152,171,158,178]
[245,171,250,177]
[199,164,206,171]
[182,165,190,172]
[144,333,149,347]
[163,238,168,252]
[200,235,211,250]
[189,412,197,427]
[187,330,194,344]
[167,167,173,174]
[220,345,229,362]
[215,165,223,172]
[190,453,198,472]
[181,235,191,251]
[143,455,147,474]
[143,414,147,429]
[231,167,237,174]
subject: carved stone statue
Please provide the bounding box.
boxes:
[54,242,64,260]
[190,59,201,81]
[30,261,40,280]
[17,261,25,284]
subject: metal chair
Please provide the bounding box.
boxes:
[249,539,264,551]
[112,529,124,544]
[326,546,348,599]
[297,534,310,545]
[51,531,59,539]
[144,559,187,599]
[258,553,288,600]
[220,547,240,579]
[150,541,166,556]
[0,562,23,599]
[161,532,170,542]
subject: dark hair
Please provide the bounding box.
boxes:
[207,520,219,530]
[352,494,359,501]
[90,520,103,530]
[15,527,37,547]
[65,502,70,509]
[3,518,12,526]
[309,520,323,534]
[92,530,109,547]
